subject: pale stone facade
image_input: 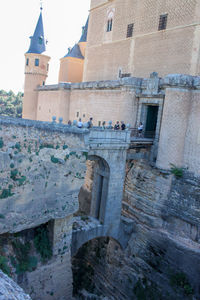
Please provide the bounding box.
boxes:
[84,0,200,81]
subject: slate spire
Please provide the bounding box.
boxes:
[27,8,46,54]
[79,17,89,43]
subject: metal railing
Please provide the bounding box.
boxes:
[130,128,155,139]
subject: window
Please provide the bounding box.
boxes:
[127,23,134,38]
[35,58,39,67]
[38,36,43,45]
[158,14,168,31]
[98,121,101,126]
[47,64,49,71]
[26,58,29,66]
[107,19,113,32]
[83,114,86,118]
[76,112,79,118]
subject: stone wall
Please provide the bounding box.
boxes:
[0,117,88,234]
[84,0,199,81]
[75,159,200,299]
[0,117,88,300]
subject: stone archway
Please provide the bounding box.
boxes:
[77,155,110,225]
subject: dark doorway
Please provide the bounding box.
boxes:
[95,175,104,219]
[145,105,158,138]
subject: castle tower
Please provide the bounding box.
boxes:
[58,17,89,83]
[22,8,50,120]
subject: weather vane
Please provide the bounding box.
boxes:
[40,0,43,11]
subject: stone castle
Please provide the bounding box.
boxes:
[0,1,200,299]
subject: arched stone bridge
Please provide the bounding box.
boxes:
[0,116,134,299]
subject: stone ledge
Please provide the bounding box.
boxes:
[0,116,89,135]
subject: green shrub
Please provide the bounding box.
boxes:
[34,225,52,262]
[40,143,54,149]
[82,152,88,160]
[0,256,11,276]
[10,169,18,180]
[170,164,184,178]
[12,240,37,274]
[170,272,193,296]
[0,188,13,199]
[51,155,59,164]
[0,138,4,148]
[15,142,21,151]
[63,144,68,150]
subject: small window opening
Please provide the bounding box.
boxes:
[76,112,79,118]
[26,58,29,66]
[83,114,86,118]
[35,58,39,67]
[158,14,168,31]
[127,23,134,38]
[98,121,101,126]
[107,19,113,32]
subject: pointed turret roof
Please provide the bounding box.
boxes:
[64,44,84,59]
[79,17,89,43]
[27,9,46,54]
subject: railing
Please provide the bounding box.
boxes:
[130,128,155,139]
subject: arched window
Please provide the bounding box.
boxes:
[106,10,114,32]
[107,18,113,32]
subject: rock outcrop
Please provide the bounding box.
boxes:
[0,270,31,299]
[73,159,200,299]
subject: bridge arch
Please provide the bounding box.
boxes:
[71,218,123,257]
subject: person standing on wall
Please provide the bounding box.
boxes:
[87,117,93,128]
[121,121,126,130]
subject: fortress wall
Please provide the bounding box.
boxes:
[84,0,198,81]
[131,26,193,78]
[156,88,191,171]
[183,90,200,177]
[0,118,87,234]
[37,89,71,123]
[69,88,137,126]
[0,117,89,299]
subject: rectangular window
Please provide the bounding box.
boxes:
[158,14,168,31]
[76,112,79,118]
[107,19,113,32]
[98,121,101,126]
[26,58,29,66]
[35,58,39,67]
[127,23,134,38]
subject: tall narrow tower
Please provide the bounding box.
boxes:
[22,8,50,120]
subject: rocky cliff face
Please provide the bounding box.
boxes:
[0,270,31,299]
[73,159,200,299]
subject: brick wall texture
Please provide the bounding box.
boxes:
[83,0,200,81]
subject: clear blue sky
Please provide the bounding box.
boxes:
[0,0,90,93]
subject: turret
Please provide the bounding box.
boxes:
[58,17,89,83]
[78,17,89,57]
[22,8,50,120]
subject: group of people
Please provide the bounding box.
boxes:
[68,118,144,135]
[114,121,126,130]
